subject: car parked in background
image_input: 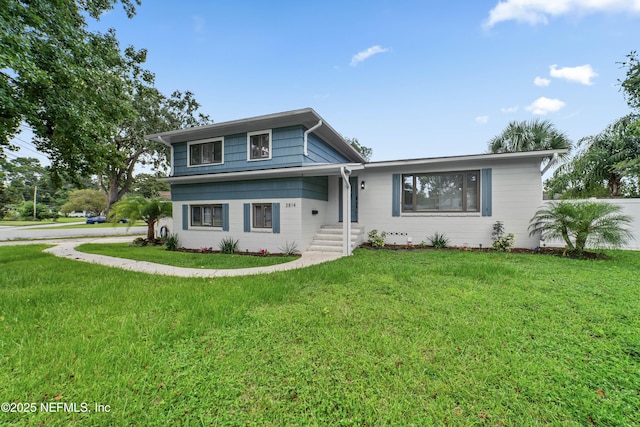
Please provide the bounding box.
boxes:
[85,216,128,224]
[86,216,106,224]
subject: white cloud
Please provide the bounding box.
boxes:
[525,97,567,115]
[534,76,551,87]
[549,64,598,85]
[475,115,490,124]
[350,45,390,67]
[501,105,520,113]
[484,0,640,28]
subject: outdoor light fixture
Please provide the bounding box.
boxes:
[360,181,365,190]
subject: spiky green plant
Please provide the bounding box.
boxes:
[218,237,239,254]
[529,201,633,255]
[279,241,299,256]
[164,233,180,251]
[428,232,450,249]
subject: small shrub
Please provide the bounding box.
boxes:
[491,221,515,252]
[259,248,270,256]
[2,209,20,221]
[279,241,299,256]
[219,237,239,254]
[165,233,180,251]
[428,232,450,249]
[130,237,148,247]
[368,229,387,248]
[19,202,52,220]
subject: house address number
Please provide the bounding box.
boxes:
[285,203,296,208]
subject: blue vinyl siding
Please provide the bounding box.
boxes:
[171,126,352,176]
[171,177,328,202]
[304,134,350,164]
[173,126,308,176]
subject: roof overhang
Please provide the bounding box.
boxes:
[166,163,365,185]
[146,108,365,163]
[363,149,569,170]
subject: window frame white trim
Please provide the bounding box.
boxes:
[187,137,225,168]
[247,129,273,162]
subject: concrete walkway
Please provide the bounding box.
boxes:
[2,237,342,277]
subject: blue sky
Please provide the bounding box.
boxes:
[12,0,640,164]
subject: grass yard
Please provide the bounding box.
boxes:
[55,221,145,229]
[1,246,639,425]
[76,242,299,268]
[0,218,84,227]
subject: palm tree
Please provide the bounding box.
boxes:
[109,195,172,241]
[488,119,572,160]
[547,114,640,197]
[528,200,633,255]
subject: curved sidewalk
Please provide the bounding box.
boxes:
[28,237,342,277]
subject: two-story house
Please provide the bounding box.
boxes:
[147,108,564,255]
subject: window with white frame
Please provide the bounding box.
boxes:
[247,130,272,160]
[402,171,479,212]
[191,204,223,227]
[189,138,223,166]
[253,204,272,228]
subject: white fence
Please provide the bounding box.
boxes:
[541,198,640,251]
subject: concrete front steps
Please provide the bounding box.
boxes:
[307,224,365,253]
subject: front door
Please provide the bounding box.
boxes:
[338,176,358,222]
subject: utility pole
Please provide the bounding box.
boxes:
[33,185,37,220]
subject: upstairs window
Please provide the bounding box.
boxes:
[402,171,480,212]
[247,130,272,161]
[189,138,223,166]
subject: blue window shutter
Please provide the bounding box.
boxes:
[392,174,401,217]
[272,203,280,233]
[182,204,188,230]
[481,168,492,217]
[222,204,229,231]
[243,203,251,232]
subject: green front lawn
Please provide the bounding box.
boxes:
[76,242,299,268]
[1,246,638,425]
[0,217,84,226]
[56,221,145,229]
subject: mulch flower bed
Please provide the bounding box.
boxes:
[359,243,607,259]
[176,247,300,258]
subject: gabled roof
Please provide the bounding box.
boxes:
[146,108,365,163]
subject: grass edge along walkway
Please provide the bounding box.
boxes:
[43,237,341,277]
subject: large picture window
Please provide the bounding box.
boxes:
[402,171,479,212]
[247,130,272,160]
[189,139,223,166]
[253,204,272,228]
[191,204,223,227]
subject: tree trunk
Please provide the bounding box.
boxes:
[147,221,155,241]
[106,179,120,214]
[609,173,622,197]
